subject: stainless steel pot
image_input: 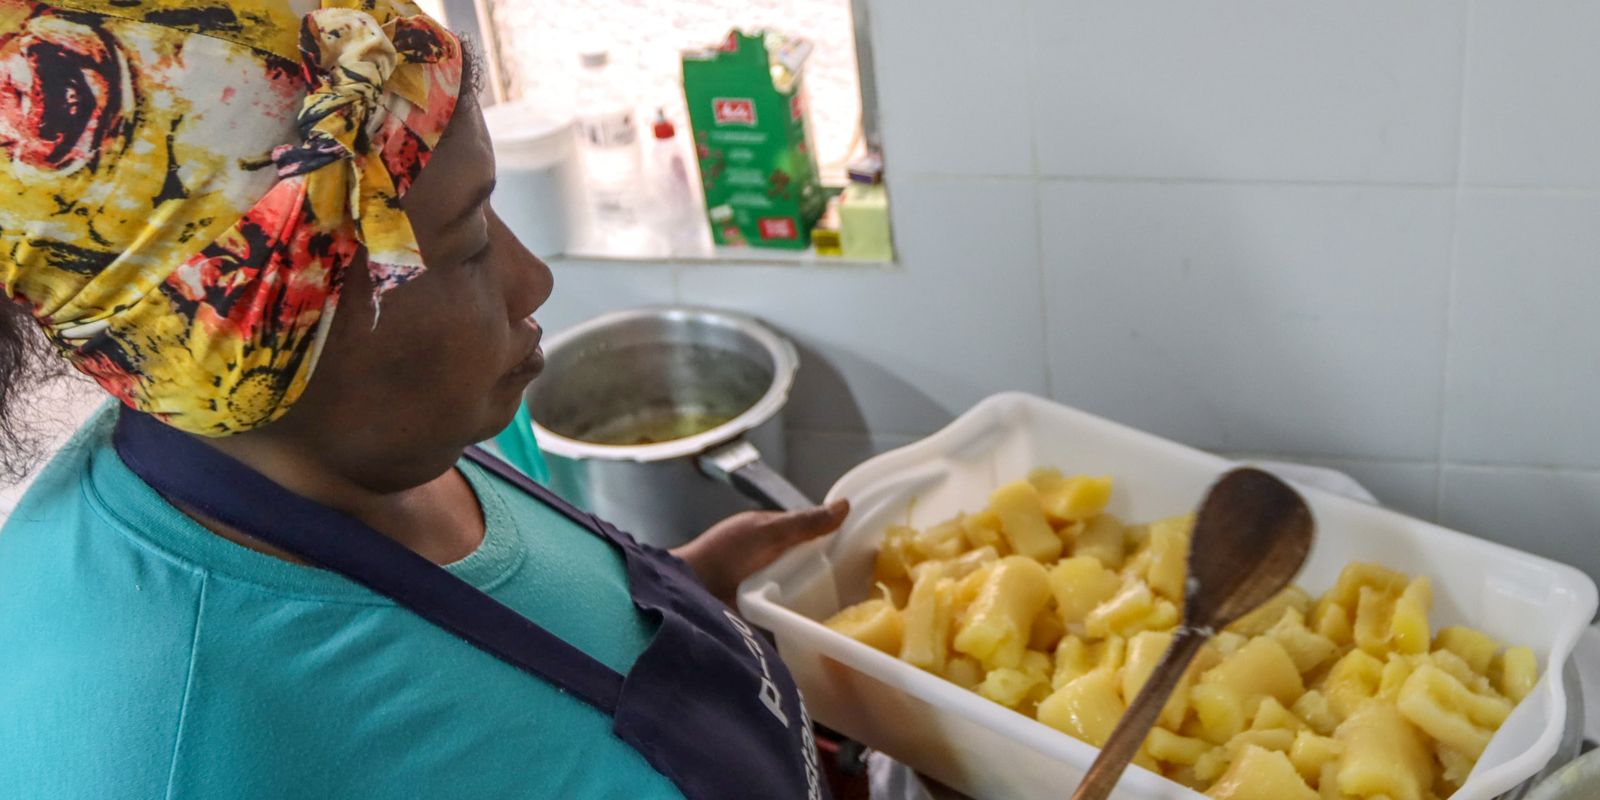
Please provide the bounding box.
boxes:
[524,307,814,547]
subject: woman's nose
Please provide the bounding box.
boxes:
[492,208,552,321]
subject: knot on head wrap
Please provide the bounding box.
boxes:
[0,0,463,436]
[274,8,401,177]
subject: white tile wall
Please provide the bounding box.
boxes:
[1040,182,1453,460]
[521,0,1600,583]
[1461,0,1600,187]
[1025,0,1466,183]
[536,259,677,335]
[1445,192,1600,469]
[1440,466,1600,585]
[869,0,1035,177]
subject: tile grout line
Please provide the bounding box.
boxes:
[1019,0,1054,399]
[1435,0,1479,520]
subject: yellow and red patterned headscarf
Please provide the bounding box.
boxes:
[0,0,462,435]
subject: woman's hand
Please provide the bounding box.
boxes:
[671,500,850,606]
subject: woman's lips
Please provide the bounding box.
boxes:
[508,319,544,379]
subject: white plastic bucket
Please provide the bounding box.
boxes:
[738,392,1599,800]
[482,100,581,257]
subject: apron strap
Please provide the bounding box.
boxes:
[112,410,626,715]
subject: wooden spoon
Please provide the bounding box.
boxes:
[1070,467,1315,800]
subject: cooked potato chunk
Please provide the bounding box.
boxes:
[1335,701,1434,800]
[953,556,1052,670]
[1049,556,1122,629]
[1037,669,1125,747]
[1206,745,1317,800]
[989,481,1063,562]
[824,596,903,655]
[1039,475,1114,524]
[1074,514,1126,570]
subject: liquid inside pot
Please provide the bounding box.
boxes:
[577,408,736,446]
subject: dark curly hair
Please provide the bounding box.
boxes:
[0,298,67,483]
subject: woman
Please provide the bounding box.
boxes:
[0,2,847,798]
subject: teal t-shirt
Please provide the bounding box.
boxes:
[0,405,684,799]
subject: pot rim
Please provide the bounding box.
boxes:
[526,305,798,463]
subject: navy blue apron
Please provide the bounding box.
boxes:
[112,409,828,800]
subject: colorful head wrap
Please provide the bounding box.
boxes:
[0,0,462,435]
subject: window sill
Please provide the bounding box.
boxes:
[552,213,894,268]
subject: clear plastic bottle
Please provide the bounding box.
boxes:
[574,50,643,227]
[647,109,706,255]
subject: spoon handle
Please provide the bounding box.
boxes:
[1071,628,1210,800]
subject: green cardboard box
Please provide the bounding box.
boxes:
[682,30,826,250]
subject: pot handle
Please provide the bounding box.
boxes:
[698,440,815,513]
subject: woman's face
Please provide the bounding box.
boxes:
[259,91,555,490]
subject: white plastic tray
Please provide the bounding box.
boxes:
[739,393,1598,800]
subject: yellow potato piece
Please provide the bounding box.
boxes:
[911,517,966,561]
[873,524,920,583]
[1395,663,1511,759]
[1227,727,1295,757]
[1291,690,1339,737]
[1430,648,1496,696]
[1201,636,1304,712]
[1027,467,1066,494]
[1250,696,1306,732]
[1053,634,1125,690]
[1074,514,1126,570]
[950,561,996,614]
[1228,586,1312,637]
[1147,727,1211,766]
[989,481,1064,562]
[977,666,1046,709]
[824,597,904,655]
[943,656,983,690]
[1378,653,1423,701]
[1358,588,1429,660]
[1049,556,1122,629]
[1206,745,1318,800]
[960,509,1006,553]
[1268,607,1337,675]
[1028,608,1066,652]
[899,572,954,673]
[1084,580,1178,638]
[1496,646,1538,704]
[1193,743,1234,784]
[1191,682,1249,745]
[1037,669,1125,748]
[1146,519,1190,602]
[1287,730,1342,785]
[1335,700,1435,800]
[921,544,992,588]
[1208,631,1249,659]
[953,556,1052,670]
[1123,521,1152,553]
[1436,744,1475,791]
[1434,625,1499,676]
[1321,648,1384,722]
[1325,561,1409,610]
[1039,475,1114,524]
[1309,599,1353,648]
